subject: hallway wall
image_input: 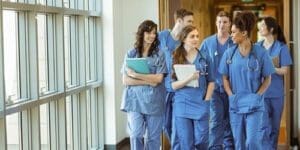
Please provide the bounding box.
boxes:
[293,0,300,145]
[102,0,159,145]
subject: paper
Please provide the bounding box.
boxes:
[126,58,150,74]
[173,64,199,87]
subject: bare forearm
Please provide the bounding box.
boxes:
[133,73,164,84]
[122,75,148,86]
[223,76,233,96]
[275,67,288,75]
[257,76,271,95]
[204,82,214,100]
[172,77,193,90]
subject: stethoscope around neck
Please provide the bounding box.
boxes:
[196,48,209,75]
[214,36,230,56]
[226,45,260,72]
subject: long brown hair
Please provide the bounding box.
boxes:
[172,25,197,79]
[134,20,159,57]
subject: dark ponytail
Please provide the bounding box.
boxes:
[263,17,286,44]
[277,25,286,44]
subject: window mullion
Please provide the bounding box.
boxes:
[28,12,39,100]
[90,89,97,148]
[72,95,80,150]
[96,87,104,149]
[0,1,7,150]
[19,11,29,99]
[55,14,64,92]
[49,101,58,150]
[0,1,7,148]
[21,110,30,150]
[30,107,41,150]
[88,18,94,81]
[47,14,56,91]
[27,11,40,150]
[79,92,87,150]
[78,16,86,86]
[70,16,77,86]
[0,1,6,112]
[95,17,102,82]
[91,18,96,81]
[57,98,67,150]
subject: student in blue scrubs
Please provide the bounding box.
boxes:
[172,25,215,150]
[121,20,167,150]
[257,16,293,149]
[199,11,234,150]
[158,8,194,149]
[219,12,275,149]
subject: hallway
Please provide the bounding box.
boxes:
[0,0,300,149]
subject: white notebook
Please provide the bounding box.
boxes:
[173,64,199,87]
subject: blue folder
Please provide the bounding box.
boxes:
[126,58,150,74]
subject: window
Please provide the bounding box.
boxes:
[3,10,21,105]
[6,113,20,150]
[40,104,50,150]
[0,1,103,149]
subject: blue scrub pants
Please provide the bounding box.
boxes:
[127,112,163,150]
[164,92,180,150]
[265,97,284,149]
[229,111,271,150]
[209,92,234,150]
[175,116,209,150]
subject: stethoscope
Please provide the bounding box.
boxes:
[226,45,259,72]
[214,36,231,57]
[197,49,208,75]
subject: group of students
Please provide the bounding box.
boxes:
[121,8,292,150]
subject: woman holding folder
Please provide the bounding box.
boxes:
[120,20,167,150]
[171,25,215,149]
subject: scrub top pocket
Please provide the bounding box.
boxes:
[229,93,263,114]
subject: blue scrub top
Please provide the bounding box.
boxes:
[173,50,215,120]
[120,48,167,115]
[199,34,235,93]
[158,30,180,92]
[256,40,293,98]
[218,44,275,94]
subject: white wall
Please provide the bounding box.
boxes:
[102,0,159,145]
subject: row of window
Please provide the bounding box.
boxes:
[0,1,104,150]
[3,10,100,106]
[6,89,104,150]
[2,0,100,11]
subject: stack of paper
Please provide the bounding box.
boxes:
[126,58,150,74]
[173,64,199,87]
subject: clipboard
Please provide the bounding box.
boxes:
[126,58,150,74]
[174,64,199,87]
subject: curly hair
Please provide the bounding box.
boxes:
[172,25,197,79]
[134,20,159,57]
[232,11,256,37]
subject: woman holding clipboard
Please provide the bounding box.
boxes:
[120,20,167,150]
[171,25,215,149]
